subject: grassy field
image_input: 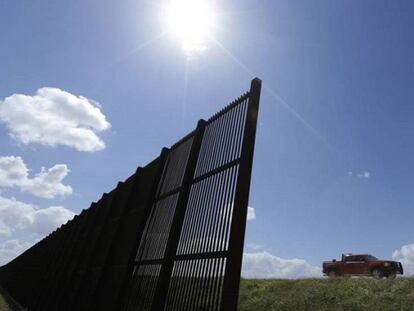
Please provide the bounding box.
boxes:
[239,277,414,311]
[1,278,414,310]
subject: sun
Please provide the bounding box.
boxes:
[164,0,215,53]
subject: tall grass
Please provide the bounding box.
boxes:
[239,277,414,311]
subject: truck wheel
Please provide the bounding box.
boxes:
[387,272,396,279]
[372,268,383,279]
[328,270,336,278]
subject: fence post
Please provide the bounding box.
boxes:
[220,78,261,311]
[151,119,207,311]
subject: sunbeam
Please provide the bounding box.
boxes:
[211,37,254,78]
[114,32,168,65]
[181,57,190,127]
[212,37,332,149]
[264,87,332,148]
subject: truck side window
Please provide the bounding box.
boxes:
[345,256,355,262]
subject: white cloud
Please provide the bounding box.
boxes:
[247,206,256,221]
[392,243,414,276]
[348,171,370,179]
[242,251,321,279]
[357,171,370,179]
[0,196,33,236]
[0,156,72,199]
[0,87,111,152]
[31,206,75,235]
[0,239,32,265]
[246,243,264,250]
[0,196,75,237]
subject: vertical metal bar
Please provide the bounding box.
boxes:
[177,183,195,255]
[220,78,261,311]
[175,259,190,310]
[190,179,206,255]
[206,172,221,253]
[196,172,215,254]
[195,258,206,309]
[165,262,178,309]
[151,119,207,311]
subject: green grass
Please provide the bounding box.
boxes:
[238,277,414,311]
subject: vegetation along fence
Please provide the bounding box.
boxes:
[0,78,261,311]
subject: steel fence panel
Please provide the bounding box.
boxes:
[0,78,261,311]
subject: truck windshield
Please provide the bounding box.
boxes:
[366,255,378,261]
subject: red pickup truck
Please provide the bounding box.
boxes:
[323,253,403,279]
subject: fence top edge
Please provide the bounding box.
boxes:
[208,92,250,123]
[166,90,250,153]
[169,129,196,150]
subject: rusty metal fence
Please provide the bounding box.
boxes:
[0,78,261,311]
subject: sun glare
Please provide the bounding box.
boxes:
[164,0,215,53]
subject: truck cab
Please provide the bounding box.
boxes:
[323,253,403,279]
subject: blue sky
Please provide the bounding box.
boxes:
[1,0,414,277]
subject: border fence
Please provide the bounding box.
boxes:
[0,78,261,311]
